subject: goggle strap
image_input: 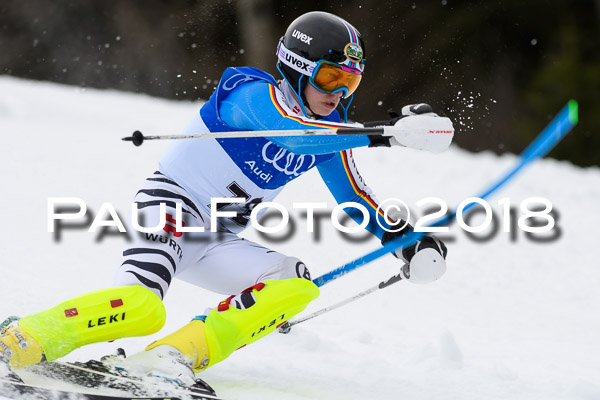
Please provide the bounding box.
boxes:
[277,41,317,77]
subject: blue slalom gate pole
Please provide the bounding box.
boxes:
[313,100,579,288]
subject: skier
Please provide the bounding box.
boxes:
[0,11,450,384]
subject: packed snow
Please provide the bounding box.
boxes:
[1,76,599,400]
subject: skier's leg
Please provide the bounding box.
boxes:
[175,236,313,294]
[0,174,210,369]
[1,285,165,369]
[113,172,212,299]
[142,237,319,371]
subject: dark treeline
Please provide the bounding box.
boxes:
[1,0,598,166]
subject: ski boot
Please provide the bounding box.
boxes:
[102,345,197,386]
[104,278,318,384]
[130,278,319,374]
[0,319,45,369]
[97,347,216,396]
[4,285,166,368]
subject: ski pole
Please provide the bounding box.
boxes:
[279,264,406,334]
[123,128,383,146]
[123,117,454,153]
[313,100,579,288]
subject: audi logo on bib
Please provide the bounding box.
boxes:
[261,142,316,176]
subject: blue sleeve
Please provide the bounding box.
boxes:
[219,81,371,155]
[317,150,396,240]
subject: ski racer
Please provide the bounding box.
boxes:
[0,11,451,383]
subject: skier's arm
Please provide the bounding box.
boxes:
[219,81,371,155]
[316,150,397,239]
[318,150,450,285]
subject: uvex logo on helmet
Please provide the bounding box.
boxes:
[285,53,311,72]
[291,29,313,44]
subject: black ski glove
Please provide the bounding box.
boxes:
[381,223,448,263]
[366,103,435,147]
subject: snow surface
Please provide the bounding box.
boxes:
[1,76,599,400]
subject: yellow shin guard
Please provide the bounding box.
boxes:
[19,285,166,362]
[146,278,319,372]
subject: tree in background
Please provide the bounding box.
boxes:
[0,0,597,166]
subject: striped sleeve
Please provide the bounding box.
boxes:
[317,149,395,240]
[219,81,371,155]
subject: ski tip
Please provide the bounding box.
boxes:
[568,99,578,125]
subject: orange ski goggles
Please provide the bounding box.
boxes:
[309,61,362,98]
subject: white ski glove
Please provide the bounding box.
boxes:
[366,104,454,153]
[381,224,448,284]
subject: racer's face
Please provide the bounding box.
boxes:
[303,84,343,116]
